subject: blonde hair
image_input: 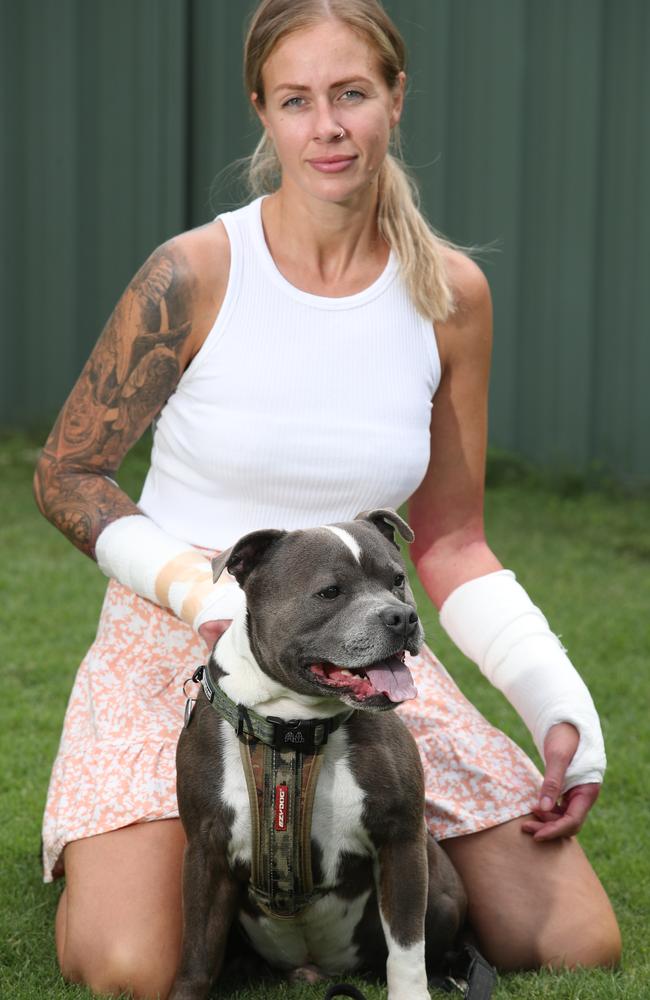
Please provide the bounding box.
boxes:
[243,0,457,322]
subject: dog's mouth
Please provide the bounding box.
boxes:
[308,651,416,704]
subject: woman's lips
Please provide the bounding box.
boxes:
[308,156,357,173]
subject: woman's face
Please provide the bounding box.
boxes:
[253,19,405,206]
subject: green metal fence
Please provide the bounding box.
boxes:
[3,0,649,482]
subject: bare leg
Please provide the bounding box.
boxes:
[441,815,621,970]
[57,818,186,999]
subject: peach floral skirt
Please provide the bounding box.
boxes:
[42,581,542,881]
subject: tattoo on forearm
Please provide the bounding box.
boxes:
[33,244,197,557]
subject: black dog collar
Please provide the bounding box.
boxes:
[192,663,355,755]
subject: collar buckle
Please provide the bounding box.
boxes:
[266,716,329,755]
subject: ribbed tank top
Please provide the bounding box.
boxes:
[138,196,441,549]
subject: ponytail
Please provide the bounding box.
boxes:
[377,154,455,322]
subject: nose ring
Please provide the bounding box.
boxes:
[334,128,345,140]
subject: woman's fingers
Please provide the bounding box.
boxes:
[538,722,580,811]
[522,783,600,841]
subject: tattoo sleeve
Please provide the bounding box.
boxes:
[33,243,197,558]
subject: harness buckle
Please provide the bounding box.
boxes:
[267,716,328,754]
[236,705,253,740]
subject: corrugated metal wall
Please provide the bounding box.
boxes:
[3,0,649,482]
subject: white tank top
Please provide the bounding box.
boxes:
[138,196,441,549]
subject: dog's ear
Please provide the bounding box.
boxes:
[212,529,286,586]
[211,548,234,584]
[355,509,415,547]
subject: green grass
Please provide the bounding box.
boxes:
[1,432,649,999]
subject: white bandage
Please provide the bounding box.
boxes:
[439,569,606,790]
[95,514,244,631]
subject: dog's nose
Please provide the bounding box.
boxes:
[379,604,419,639]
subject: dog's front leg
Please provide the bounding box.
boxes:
[169,837,240,1000]
[375,825,431,1000]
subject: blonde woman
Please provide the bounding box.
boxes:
[35,1,621,996]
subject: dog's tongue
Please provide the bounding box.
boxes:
[365,655,417,703]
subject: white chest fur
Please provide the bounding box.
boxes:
[219,722,374,971]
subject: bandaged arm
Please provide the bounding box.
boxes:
[95,514,243,632]
[439,569,606,791]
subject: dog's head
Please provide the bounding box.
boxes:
[212,510,424,711]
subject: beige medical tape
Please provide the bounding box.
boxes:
[154,550,211,608]
[180,576,224,627]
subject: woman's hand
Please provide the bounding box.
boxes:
[522,722,601,841]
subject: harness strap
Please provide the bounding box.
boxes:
[239,738,324,918]
[323,986,369,999]
[431,943,497,998]
[454,944,497,999]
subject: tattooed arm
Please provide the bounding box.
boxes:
[33,226,242,637]
[33,240,199,557]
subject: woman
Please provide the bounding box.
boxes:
[34,1,621,996]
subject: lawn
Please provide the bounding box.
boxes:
[1,432,648,999]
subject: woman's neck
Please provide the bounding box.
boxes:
[261,182,389,292]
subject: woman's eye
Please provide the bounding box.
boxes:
[341,89,364,101]
[393,574,405,588]
[317,585,341,600]
[282,96,305,108]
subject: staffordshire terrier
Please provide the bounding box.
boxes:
[170,509,468,1000]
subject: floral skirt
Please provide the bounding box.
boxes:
[42,580,542,881]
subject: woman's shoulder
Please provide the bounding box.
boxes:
[165,218,231,306]
[434,246,493,371]
[439,245,491,323]
[160,218,232,361]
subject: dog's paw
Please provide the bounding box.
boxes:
[286,963,327,985]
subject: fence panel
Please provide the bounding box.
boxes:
[3,0,648,482]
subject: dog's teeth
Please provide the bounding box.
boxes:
[339,669,353,677]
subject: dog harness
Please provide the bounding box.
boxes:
[189,663,354,918]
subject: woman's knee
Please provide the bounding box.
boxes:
[61,935,179,999]
[535,903,622,970]
[441,817,622,972]
[56,821,186,997]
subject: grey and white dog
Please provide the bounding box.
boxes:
[170,509,467,1000]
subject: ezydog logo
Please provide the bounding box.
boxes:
[275,785,289,831]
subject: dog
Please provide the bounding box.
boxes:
[169,509,468,1000]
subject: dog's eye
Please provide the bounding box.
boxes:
[393,574,405,588]
[317,585,341,600]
